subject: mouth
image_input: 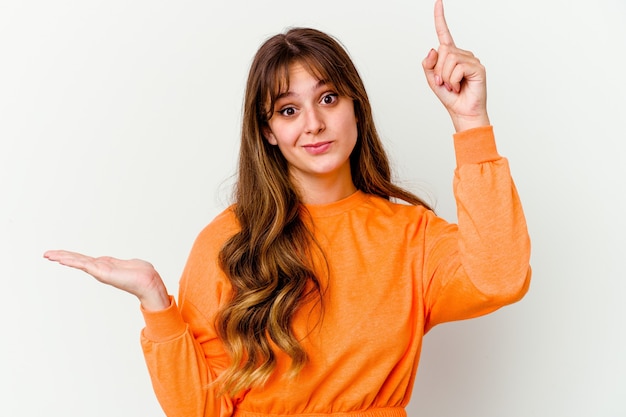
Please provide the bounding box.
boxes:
[303,141,332,155]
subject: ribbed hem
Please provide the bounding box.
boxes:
[140,296,187,342]
[453,125,500,167]
[233,407,406,417]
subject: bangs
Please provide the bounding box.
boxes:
[262,54,355,122]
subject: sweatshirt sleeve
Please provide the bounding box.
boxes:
[140,212,239,417]
[422,126,531,331]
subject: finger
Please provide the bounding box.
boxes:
[434,0,455,46]
[449,65,466,94]
[422,48,437,70]
[422,48,437,73]
[440,50,459,88]
[44,250,97,271]
[44,249,89,262]
[422,48,442,88]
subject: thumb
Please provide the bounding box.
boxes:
[422,48,439,88]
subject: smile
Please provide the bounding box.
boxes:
[303,141,332,155]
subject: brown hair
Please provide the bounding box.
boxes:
[217,27,431,395]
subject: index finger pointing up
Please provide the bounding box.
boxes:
[434,0,455,46]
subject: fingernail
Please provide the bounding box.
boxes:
[435,75,442,85]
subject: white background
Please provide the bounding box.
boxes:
[1,0,625,416]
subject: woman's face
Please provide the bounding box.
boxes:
[264,62,358,197]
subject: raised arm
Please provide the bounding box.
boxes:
[422,0,490,132]
[418,2,530,330]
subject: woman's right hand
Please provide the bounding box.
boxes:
[44,250,171,311]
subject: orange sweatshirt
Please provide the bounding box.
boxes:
[140,126,531,417]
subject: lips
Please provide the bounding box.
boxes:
[303,141,332,155]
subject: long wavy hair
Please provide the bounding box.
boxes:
[216,27,431,395]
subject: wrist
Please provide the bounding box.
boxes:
[452,113,491,133]
[139,281,171,311]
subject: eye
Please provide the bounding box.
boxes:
[321,93,338,105]
[278,107,297,117]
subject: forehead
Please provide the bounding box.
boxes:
[273,59,327,94]
[277,63,329,95]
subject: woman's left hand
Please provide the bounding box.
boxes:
[422,0,490,132]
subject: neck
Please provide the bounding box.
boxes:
[291,172,357,205]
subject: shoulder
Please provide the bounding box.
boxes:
[361,193,433,221]
[181,206,240,277]
[192,206,241,253]
[179,207,239,303]
[333,192,443,239]
[199,205,240,234]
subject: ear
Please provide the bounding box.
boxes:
[263,126,278,145]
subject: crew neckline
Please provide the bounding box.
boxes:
[303,190,368,218]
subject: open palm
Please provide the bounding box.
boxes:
[44,250,170,310]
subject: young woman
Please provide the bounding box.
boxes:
[45,1,531,416]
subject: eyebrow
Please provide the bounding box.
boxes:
[276,79,329,101]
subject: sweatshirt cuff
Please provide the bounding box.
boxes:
[453,125,500,167]
[141,296,187,342]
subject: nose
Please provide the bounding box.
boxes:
[304,107,325,135]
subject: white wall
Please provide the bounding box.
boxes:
[1,0,624,416]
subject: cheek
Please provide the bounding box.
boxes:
[341,106,359,142]
[344,117,359,145]
[274,123,302,146]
